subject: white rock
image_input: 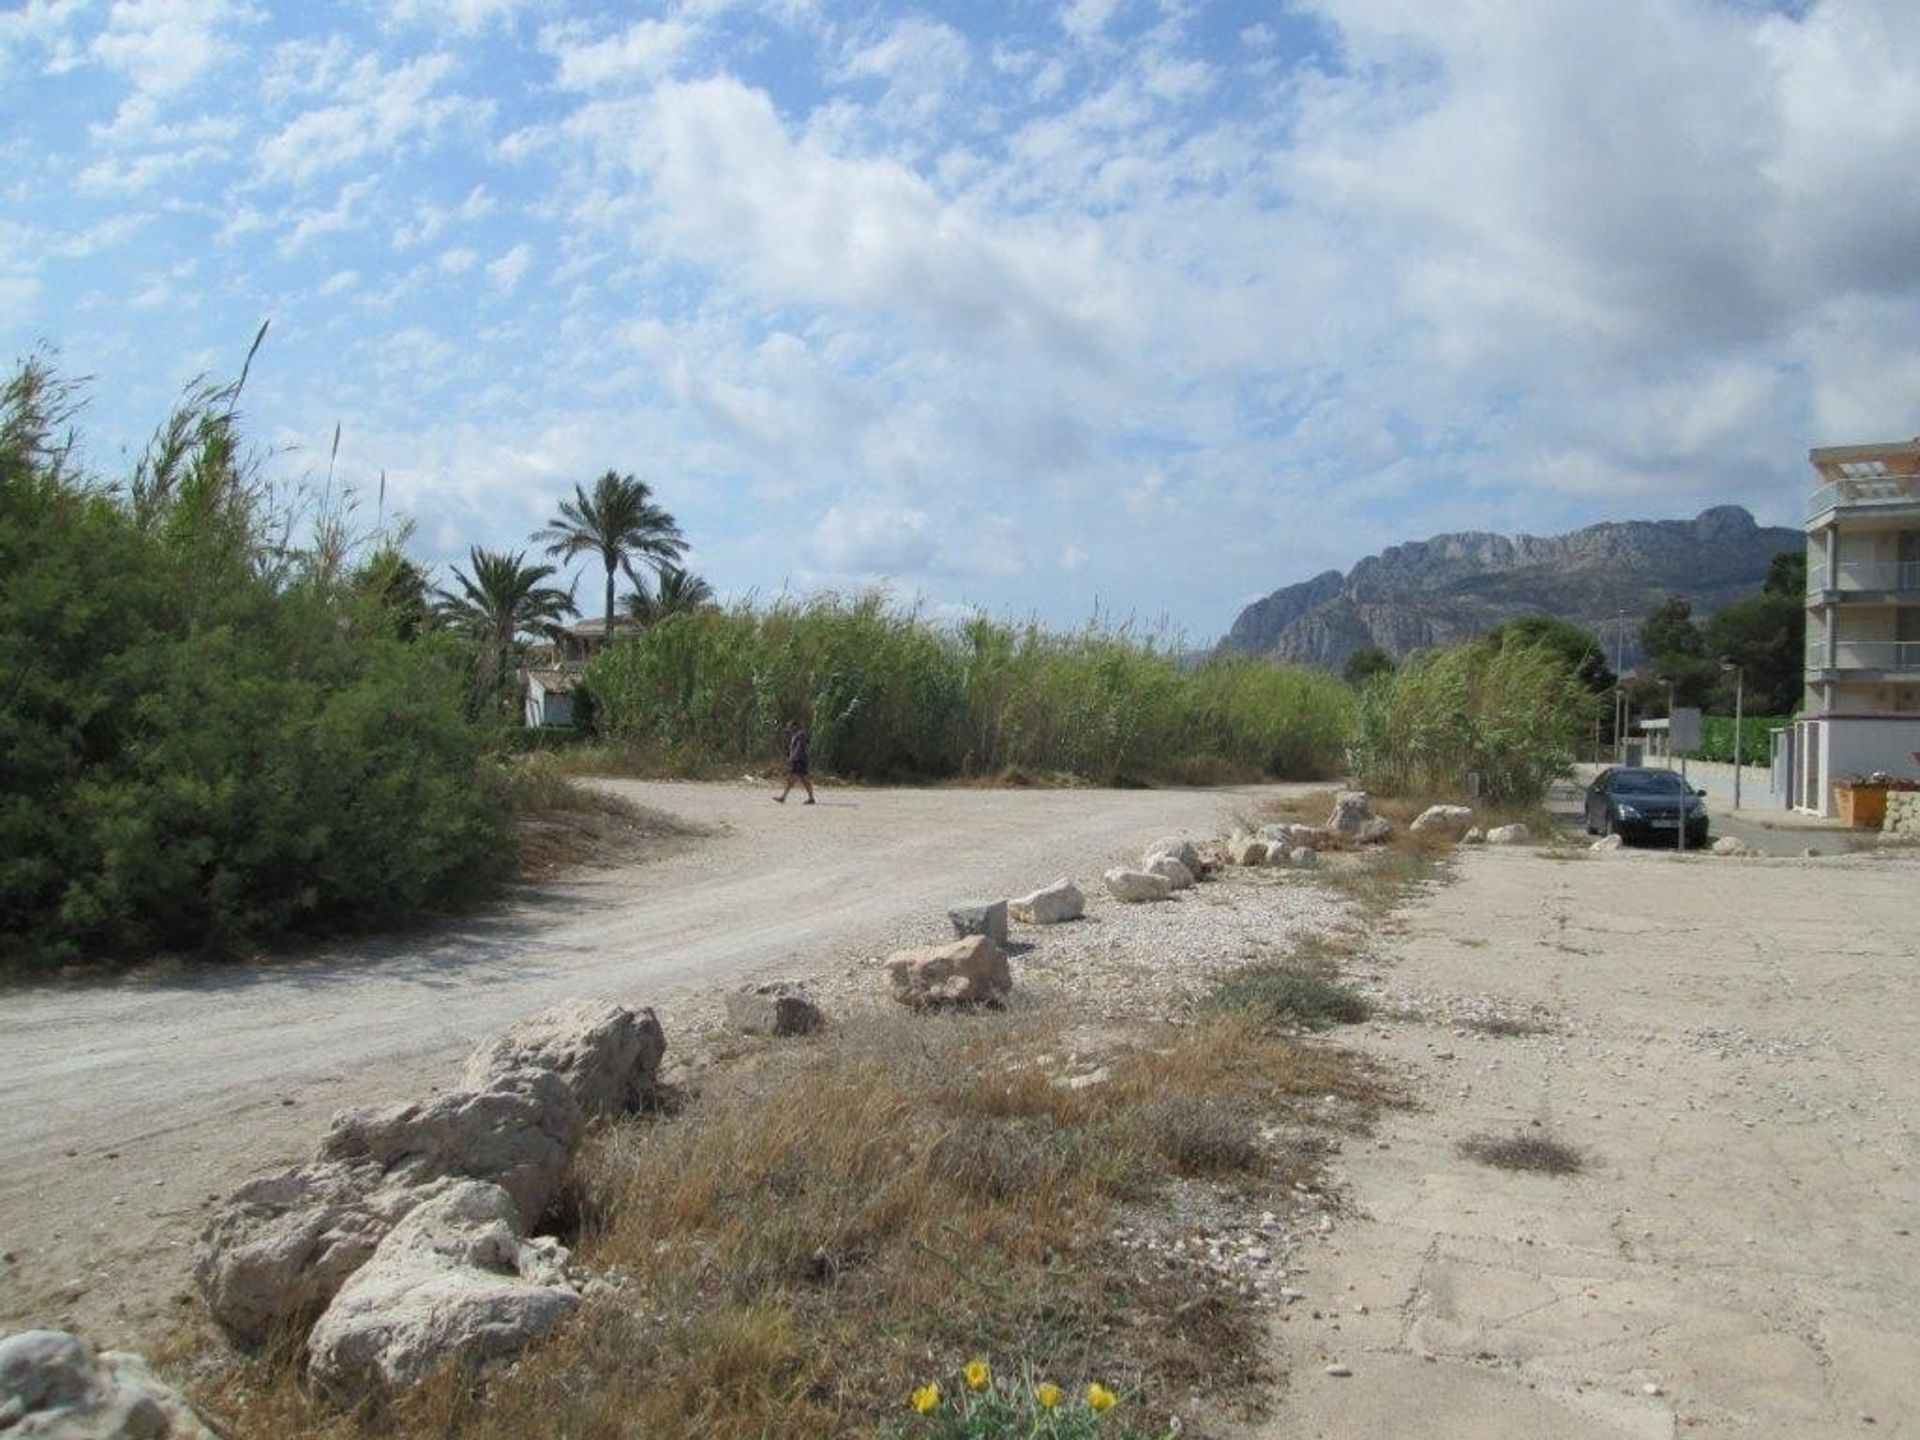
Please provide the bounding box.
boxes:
[1142,837,1202,874]
[319,1069,583,1227]
[0,1330,220,1439]
[1358,816,1394,845]
[1410,805,1474,837]
[1104,867,1175,903]
[1257,823,1297,847]
[1591,834,1624,853]
[947,900,1010,945]
[306,1182,580,1401]
[193,1159,442,1345]
[1325,1362,1353,1377]
[461,997,665,1119]
[1462,827,1486,844]
[884,935,1012,1007]
[1143,854,1196,890]
[1290,847,1319,868]
[724,980,824,1037]
[1711,836,1754,857]
[1327,791,1373,836]
[1009,877,1085,925]
[1227,836,1270,866]
[1486,823,1531,846]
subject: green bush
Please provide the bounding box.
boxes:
[0,358,504,970]
[1348,633,1599,804]
[583,598,1353,784]
[1694,714,1787,765]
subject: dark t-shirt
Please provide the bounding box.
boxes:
[787,729,810,768]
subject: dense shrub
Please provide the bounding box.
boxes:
[0,358,504,971]
[1694,714,1788,765]
[583,598,1353,784]
[1347,632,1599,804]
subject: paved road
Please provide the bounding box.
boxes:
[1550,771,1856,858]
[0,779,1299,1347]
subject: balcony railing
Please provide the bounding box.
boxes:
[1809,560,1920,594]
[1806,640,1920,671]
[1808,472,1920,520]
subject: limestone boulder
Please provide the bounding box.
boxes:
[1226,835,1270,866]
[1142,837,1202,875]
[1289,846,1319,868]
[1486,823,1531,846]
[1256,823,1296,848]
[306,1182,579,1402]
[947,900,1010,946]
[1289,826,1332,851]
[1410,805,1475,838]
[461,998,664,1119]
[724,981,823,1037]
[1327,790,1373,837]
[1591,834,1625,853]
[1104,867,1173,903]
[1358,816,1394,845]
[193,1160,442,1345]
[1462,827,1486,844]
[885,936,1012,1008]
[1143,854,1195,890]
[1009,877,1084,925]
[1711,836,1754,857]
[319,1069,582,1227]
[0,1330,219,1439]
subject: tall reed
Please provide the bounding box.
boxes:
[583,596,1353,784]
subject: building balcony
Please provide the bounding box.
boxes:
[1807,560,1920,601]
[1806,456,1920,524]
[1806,639,1920,676]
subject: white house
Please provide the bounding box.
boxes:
[523,669,579,730]
[1794,438,1920,813]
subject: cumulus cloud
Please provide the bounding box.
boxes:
[810,503,935,575]
[255,51,473,187]
[487,241,532,293]
[542,16,698,89]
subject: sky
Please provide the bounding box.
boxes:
[4,0,1919,640]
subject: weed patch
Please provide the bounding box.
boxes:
[1208,963,1371,1031]
[1457,1130,1585,1175]
[185,1008,1388,1439]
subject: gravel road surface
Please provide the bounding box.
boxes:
[0,779,1298,1347]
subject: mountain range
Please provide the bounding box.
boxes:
[1222,506,1801,671]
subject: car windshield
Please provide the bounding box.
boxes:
[1611,770,1688,795]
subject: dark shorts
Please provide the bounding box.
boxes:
[788,758,809,777]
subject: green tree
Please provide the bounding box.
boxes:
[1703,593,1804,714]
[624,564,716,625]
[1639,596,1702,662]
[436,548,576,710]
[1341,645,1397,688]
[1483,616,1615,693]
[1764,550,1808,598]
[536,470,686,640]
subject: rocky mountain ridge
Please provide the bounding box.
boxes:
[1224,506,1801,670]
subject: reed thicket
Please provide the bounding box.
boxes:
[583,596,1354,784]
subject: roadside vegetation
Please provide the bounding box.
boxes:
[582,598,1355,785]
[183,1004,1390,1439]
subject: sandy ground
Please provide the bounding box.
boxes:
[1251,844,1920,1440]
[0,779,1295,1350]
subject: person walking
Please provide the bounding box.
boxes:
[774,721,815,804]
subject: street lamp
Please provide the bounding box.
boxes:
[1721,657,1745,811]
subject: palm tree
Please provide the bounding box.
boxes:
[436,547,576,708]
[624,564,715,625]
[535,470,686,641]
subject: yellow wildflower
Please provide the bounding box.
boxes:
[911,1382,942,1414]
[1086,1383,1117,1412]
[964,1359,991,1392]
[1035,1382,1063,1410]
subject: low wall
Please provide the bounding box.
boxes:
[1884,791,1920,840]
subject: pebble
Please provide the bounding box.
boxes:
[1325,1363,1353,1377]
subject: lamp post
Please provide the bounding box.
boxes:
[1721,658,1745,812]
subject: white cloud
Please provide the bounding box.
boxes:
[385,0,528,36]
[437,246,478,274]
[542,16,698,90]
[318,269,359,295]
[487,241,532,293]
[1061,0,1124,44]
[280,176,377,253]
[89,0,249,142]
[810,503,934,575]
[255,51,474,187]
[837,16,971,119]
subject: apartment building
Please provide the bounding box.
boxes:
[1794,438,1920,814]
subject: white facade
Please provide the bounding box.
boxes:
[523,671,577,729]
[1798,440,1920,815]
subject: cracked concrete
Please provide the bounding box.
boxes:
[1243,846,1920,1439]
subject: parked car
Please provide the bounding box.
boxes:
[1584,767,1710,846]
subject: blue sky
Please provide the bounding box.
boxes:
[4,0,1918,639]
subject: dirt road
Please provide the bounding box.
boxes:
[1255,845,1920,1439]
[0,779,1287,1348]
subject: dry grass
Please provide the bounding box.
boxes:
[183,1007,1390,1440]
[1457,1130,1585,1176]
[504,756,708,880]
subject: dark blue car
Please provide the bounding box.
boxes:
[1584,767,1710,846]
